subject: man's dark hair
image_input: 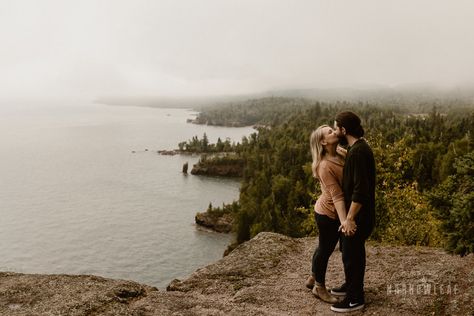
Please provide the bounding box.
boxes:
[335,111,364,137]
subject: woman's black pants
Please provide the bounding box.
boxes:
[311,213,340,285]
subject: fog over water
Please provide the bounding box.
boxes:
[1,0,473,102]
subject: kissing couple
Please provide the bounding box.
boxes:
[306,111,376,313]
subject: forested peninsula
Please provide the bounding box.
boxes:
[186,96,474,257]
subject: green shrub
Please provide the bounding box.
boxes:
[378,183,443,246]
[428,152,474,256]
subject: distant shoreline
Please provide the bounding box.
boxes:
[96,100,197,110]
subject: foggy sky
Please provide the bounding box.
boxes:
[1,0,473,101]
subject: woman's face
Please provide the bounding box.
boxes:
[321,126,339,146]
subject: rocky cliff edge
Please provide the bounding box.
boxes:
[1,232,473,315]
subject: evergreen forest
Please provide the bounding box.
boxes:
[185,97,474,256]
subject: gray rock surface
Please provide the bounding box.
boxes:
[195,211,233,233]
[1,232,473,315]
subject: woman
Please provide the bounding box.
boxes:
[305,125,350,303]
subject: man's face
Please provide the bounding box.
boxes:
[333,121,348,145]
[333,121,345,139]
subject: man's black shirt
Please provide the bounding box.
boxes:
[343,138,376,237]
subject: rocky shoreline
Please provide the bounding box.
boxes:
[156,146,246,177]
[1,232,473,315]
[157,149,198,156]
[195,211,233,233]
[190,155,245,177]
[190,163,243,177]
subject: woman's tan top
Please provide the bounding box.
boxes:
[315,158,345,220]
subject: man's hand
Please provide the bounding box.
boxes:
[339,219,357,236]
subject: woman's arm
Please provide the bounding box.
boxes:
[334,200,347,224]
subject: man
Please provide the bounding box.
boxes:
[330,111,376,313]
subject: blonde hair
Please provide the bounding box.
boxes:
[310,125,329,179]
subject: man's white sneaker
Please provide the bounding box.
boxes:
[330,297,364,313]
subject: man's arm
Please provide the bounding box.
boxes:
[351,152,370,206]
[341,151,369,236]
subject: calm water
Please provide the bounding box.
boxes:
[0,101,254,288]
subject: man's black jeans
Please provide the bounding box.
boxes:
[341,229,368,302]
[311,213,340,285]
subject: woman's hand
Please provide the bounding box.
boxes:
[339,219,357,236]
[336,145,347,158]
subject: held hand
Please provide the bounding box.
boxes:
[340,219,357,236]
[345,219,357,236]
[338,224,345,233]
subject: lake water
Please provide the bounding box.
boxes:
[0,101,254,288]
